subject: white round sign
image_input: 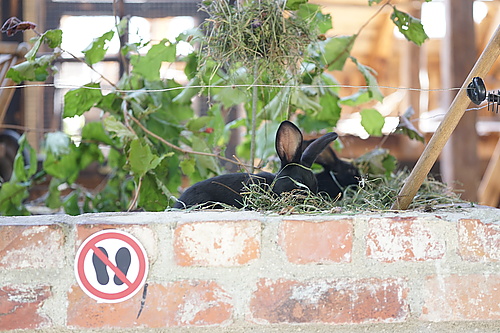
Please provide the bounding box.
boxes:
[74,229,148,303]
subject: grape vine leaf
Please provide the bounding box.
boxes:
[83,30,115,65]
[63,83,103,117]
[130,39,176,81]
[25,29,62,61]
[351,57,383,102]
[391,7,429,46]
[296,4,333,34]
[360,108,385,136]
[323,35,357,71]
[394,106,425,143]
[128,139,164,177]
[285,0,308,10]
[7,54,55,82]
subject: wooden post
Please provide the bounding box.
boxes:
[440,0,479,202]
[392,23,500,210]
[478,139,500,207]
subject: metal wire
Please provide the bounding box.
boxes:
[0,82,496,133]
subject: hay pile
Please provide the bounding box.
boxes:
[240,170,466,214]
[199,0,316,81]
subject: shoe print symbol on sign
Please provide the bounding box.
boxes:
[92,247,132,286]
[75,230,148,303]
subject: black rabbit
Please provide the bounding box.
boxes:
[173,121,338,209]
[303,138,360,200]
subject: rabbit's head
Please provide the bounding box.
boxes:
[315,145,360,186]
[272,121,338,195]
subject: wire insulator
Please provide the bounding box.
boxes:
[467,76,499,113]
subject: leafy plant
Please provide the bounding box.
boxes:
[0,0,431,215]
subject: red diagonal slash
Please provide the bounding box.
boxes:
[90,244,133,287]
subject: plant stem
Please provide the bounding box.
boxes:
[128,114,253,169]
[250,61,259,173]
[128,175,142,211]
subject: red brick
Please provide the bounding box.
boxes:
[75,224,157,260]
[0,285,52,330]
[458,219,500,261]
[0,225,65,270]
[421,274,500,321]
[366,217,445,262]
[68,281,232,328]
[174,220,260,266]
[249,278,408,324]
[279,219,352,264]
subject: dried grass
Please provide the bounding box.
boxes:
[199,0,315,82]
[240,170,467,214]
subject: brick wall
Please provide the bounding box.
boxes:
[0,207,499,332]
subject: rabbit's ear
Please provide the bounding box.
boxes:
[301,132,338,168]
[275,121,303,165]
[317,145,341,166]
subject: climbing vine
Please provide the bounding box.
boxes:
[0,0,429,215]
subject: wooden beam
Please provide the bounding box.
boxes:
[478,139,500,207]
[392,23,500,210]
[440,0,479,202]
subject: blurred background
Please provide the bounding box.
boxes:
[0,0,499,207]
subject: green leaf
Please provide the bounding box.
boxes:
[286,0,308,10]
[260,86,291,120]
[296,4,332,34]
[25,30,62,61]
[83,30,115,65]
[186,116,211,132]
[291,87,322,113]
[355,148,396,177]
[0,182,30,216]
[63,190,81,215]
[323,35,357,71]
[360,108,385,136]
[137,173,169,211]
[108,147,126,169]
[391,7,429,46]
[63,83,103,117]
[216,86,248,108]
[43,145,80,184]
[172,76,201,104]
[192,139,220,176]
[116,17,129,36]
[394,106,425,143]
[351,57,383,102]
[81,121,115,145]
[79,143,104,169]
[128,139,163,177]
[46,178,63,209]
[339,89,372,106]
[104,116,137,139]
[25,36,44,61]
[255,122,280,161]
[10,134,37,183]
[130,39,176,81]
[6,54,54,82]
[44,29,63,48]
[368,0,384,5]
[318,91,341,127]
[180,158,196,176]
[382,153,397,177]
[96,92,123,114]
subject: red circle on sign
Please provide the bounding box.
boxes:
[75,230,148,303]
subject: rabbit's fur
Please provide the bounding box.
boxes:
[174,121,338,209]
[303,139,360,200]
